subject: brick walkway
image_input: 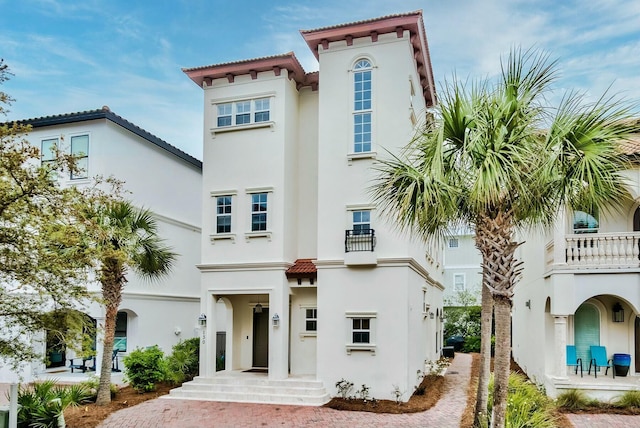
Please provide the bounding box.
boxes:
[98,353,472,428]
[565,413,640,428]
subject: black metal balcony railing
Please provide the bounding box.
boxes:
[345,229,376,252]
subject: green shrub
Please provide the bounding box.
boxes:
[17,379,92,428]
[123,345,166,392]
[461,335,481,353]
[165,338,200,384]
[615,390,640,408]
[555,389,596,411]
[78,375,118,400]
[484,373,557,428]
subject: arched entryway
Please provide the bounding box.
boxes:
[574,303,600,365]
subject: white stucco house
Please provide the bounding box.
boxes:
[512,136,640,399]
[443,227,482,306]
[0,107,202,382]
[170,11,445,405]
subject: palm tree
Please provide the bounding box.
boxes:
[372,48,638,427]
[84,200,176,405]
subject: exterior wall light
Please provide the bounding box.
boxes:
[198,313,207,327]
[272,313,280,327]
[254,303,263,314]
[429,312,435,319]
[525,300,531,309]
[613,302,624,323]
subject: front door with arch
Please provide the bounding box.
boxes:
[574,303,600,366]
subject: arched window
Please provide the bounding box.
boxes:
[353,59,372,153]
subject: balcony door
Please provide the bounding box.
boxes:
[574,303,600,366]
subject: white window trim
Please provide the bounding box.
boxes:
[350,58,375,158]
[347,151,377,164]
[300,306,318,339]
[453,273,466,291]
[210,93,275,136]
[209,190,238,243]
[345,311,376,355]
[69,133,90,180]
[244,187,273,241]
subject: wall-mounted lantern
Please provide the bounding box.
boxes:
[198,313,207,327]
[525,300,531,309]
[272,313,280,327]
[429,312,435,319]
[613,302,624,323]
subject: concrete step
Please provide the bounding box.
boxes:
[165,375,330,406]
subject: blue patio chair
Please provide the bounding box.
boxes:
[588,345,614,379]
[566,345,583,377]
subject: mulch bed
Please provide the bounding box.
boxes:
[63,382,174,428]
[324,374,445,414]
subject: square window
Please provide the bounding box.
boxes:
[352,318,370,343]
[449,238,459,248]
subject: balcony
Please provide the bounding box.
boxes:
[344,229,376,266]
[546,232,640,269]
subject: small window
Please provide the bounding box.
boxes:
[235,101,251,125]
[41,138,58,171]
[305,308,317,332]
[453,274,466,292]
[352,318,370,343]
[217,103,232,127]
[251,193,268,231]
[254,98,270,122]
[449,238,459,248]
[70,135,89,179]
[352,210,371,234]
[216,196,232,233]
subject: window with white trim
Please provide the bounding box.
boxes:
[352,210,371,235]
[353,59,372,153]
[216,97,271,127]
[70,134,89,179]
[41,138,58,171]
[453,273,466,292]
[352,318,371,343]
[251,193,268,231]
[305,308,317,332]
[216,195,232,233]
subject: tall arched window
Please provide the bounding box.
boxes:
[353,59,372,153]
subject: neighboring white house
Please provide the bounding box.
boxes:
[443,227,482,306]
[0,107,202,382]
[171,11,445,404]
[512,136,640,399]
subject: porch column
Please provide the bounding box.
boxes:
[269,284,290,380]
[554,316,568,377]
[205,293,217,377]
[553,210,568,266]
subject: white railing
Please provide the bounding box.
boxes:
[564,232,640,267]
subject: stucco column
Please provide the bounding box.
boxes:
[269,283,290,380]
[554,316,568,377]
[553,210,568,266]
[202,293,216,377]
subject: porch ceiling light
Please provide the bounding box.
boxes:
[613,302,624,323]
[254,303,263,314]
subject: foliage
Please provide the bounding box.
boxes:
[16,379,92,428]
[123,346,167,392]
[335,378,354,399]
[391,384,404,404]
[165,337,200,384]
[0,59,104,369]
[371,47,640,427]
[614,390,640,408]
[444,288,479,306]
[78,374,118,400]
[79,199,177,404]
[424,358,451,377]
[443,306,482,340]
[355,384,372,402]
[482,373,557,428]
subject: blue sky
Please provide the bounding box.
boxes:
[1,0,639,160]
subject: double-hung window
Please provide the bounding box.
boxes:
[216,97,271,127]
[453,273,466,292]
[352,318,370,343]
[70,134,89,179]
[352,210,371,235]
[216,196,232,233]
[305,308,317,332]
[251,193,268,231]
[353,59,372,153]
[41,138,58,171]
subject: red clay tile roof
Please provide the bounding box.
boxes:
[286,259,317,279]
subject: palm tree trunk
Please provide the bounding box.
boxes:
[96,258,125,406]
[474,280,493,426]
[491,296,511,428]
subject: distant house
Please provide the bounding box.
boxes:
[512,132,640,400]
[170,11,445,405]
[0,107,202,382]
[443,227,482,306]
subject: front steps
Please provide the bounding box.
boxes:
[166,373,331,406]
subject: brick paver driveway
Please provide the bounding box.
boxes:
[99,353,472,428]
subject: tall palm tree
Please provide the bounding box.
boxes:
[84,200,176,405]
[372,48,638,427]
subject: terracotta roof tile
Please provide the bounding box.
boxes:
[286,259,317,279]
